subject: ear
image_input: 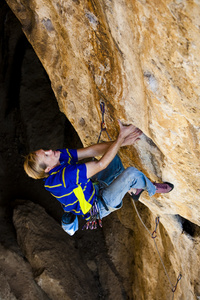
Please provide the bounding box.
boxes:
[45,166,52,173]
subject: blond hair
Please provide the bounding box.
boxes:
[24,151,49,179]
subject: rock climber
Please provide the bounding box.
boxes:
[24,120,174,236]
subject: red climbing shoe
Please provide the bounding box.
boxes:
[130,189,144,201]
[153,182,174,194]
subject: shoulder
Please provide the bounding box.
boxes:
[58,148,78,164]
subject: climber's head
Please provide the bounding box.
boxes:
[24,149,60,179]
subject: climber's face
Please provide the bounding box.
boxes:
[36,149,61,173]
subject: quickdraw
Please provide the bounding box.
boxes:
[97,101,112,144]
[151,216,160,239]
[172,273,182,293]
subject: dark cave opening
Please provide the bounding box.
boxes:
[0,1,83,232]
[176,214,200,238]
[5,34,27,116]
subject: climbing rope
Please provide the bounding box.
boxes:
[97,101,112,143]
[131,200,182,299]
[96,101,182,298]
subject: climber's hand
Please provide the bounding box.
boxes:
[121,129,142,146]
[118,120,136,140]
[118,120,142,146]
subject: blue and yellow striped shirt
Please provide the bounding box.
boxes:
[44,148,96,220]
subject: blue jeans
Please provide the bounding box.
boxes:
[92,155,156,219]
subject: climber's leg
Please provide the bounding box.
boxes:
[97,167,156,218]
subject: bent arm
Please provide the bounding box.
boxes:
[77,141,113,161]
[85,136,123,178]
[85,121,142,178]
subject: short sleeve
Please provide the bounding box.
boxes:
[58,148,78,165]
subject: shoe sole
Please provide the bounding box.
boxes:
[163,182,174,193]
[130,189,144,202]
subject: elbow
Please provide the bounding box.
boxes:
[97,160,107,173]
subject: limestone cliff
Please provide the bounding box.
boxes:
[5,0,200,299]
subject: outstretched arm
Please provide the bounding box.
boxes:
[77,122,142,161]
[85,120,142,178]
[77,141,113,161]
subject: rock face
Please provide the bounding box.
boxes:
[0,243,49,300]
[13,201,99,300]
[4,0,200,299]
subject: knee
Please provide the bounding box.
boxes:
[124,166,141,176]
[123,167,145,183]
[123,167,146,188]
